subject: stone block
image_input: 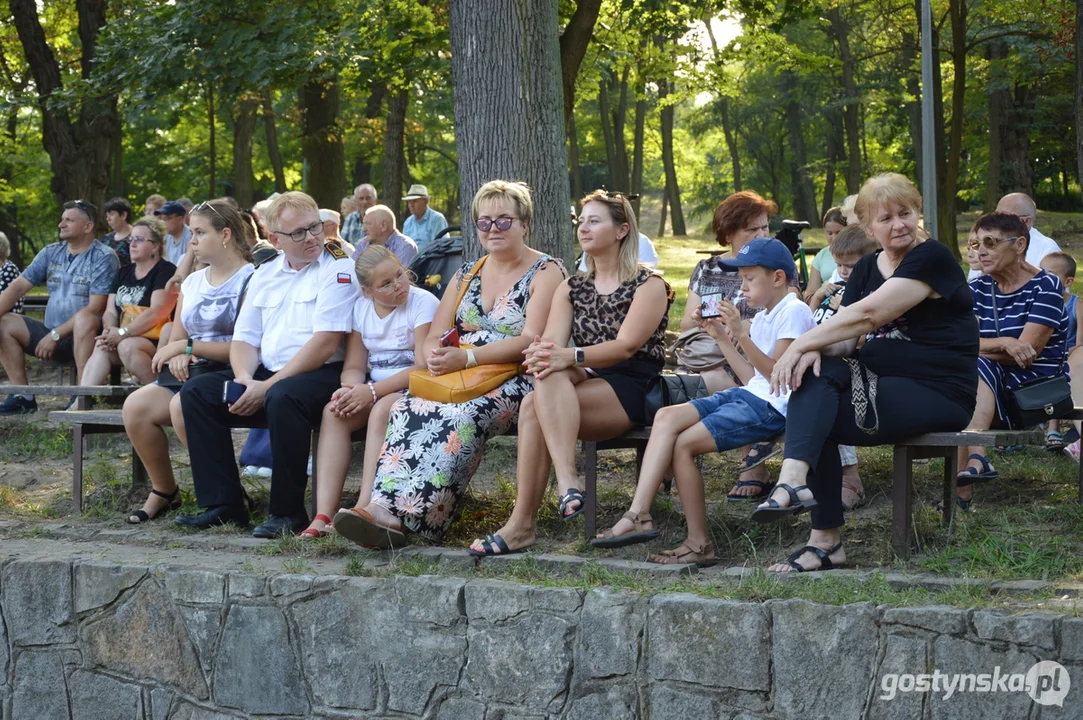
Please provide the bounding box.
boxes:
[149,688,172,720]
[68,670,142,720]
[270,575,313,597]
[3,559,75,645]
[929,635,1037,720]
[164,570,224,605]
[464,579,533,623]
[11,650,70,720]
[1060,618,1083,662]
[0,608,9,684]
[882,606,968,636]
[867,634,928,720]
[168,703,240,720]
[576,589,645,681]
[73,563,147,614]
[180,607,221,676]
[434,697,486,720]
[226,574,265,599]
[564,684,639,720]
[212,605,308,716]
[531,586,584,616]
[971,610,1058,651]
[771,599,878,718]
[647,685,721,720]
[463,610,574,713]
[394,575,466,627]
[648,595,769,692]
[82,579,208,699]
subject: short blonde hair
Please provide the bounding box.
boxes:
[0,231,9,261]
[831,224,878,257]
[354,244,407,288]
[471,180,533,228]
[132,217,166,245]
[579,190,640,284]
[854,174,922,226]
[266,191,319,232]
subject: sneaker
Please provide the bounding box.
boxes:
[0,395,37,416]
[256,466,272,478]
[307,456,313,477]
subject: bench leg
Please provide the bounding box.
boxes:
[72,425,85,514]
[1078,450,1083,504]
[583,440,598,538]
[309,429,320,519]
[942,449,958,527]
[891,445,913,561]
[109,365,121,385]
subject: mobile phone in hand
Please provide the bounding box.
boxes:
[700,292,724,319]
[223,381,246,405]
[440,327,460,348]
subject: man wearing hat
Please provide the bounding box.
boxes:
[402,184,447,253]
[320,208,355,257]
[153,201,192,266]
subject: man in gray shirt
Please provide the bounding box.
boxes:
[0,200,119,414]
[154,201,192,266]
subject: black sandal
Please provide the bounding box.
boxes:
[726,479,774,502]
[750,484,817,524]
[782,542,846,572]
[558,488,586,521]
[955,453,997,487]
[467,533,528,557]
[127,487,182,524]
[740,438,782,472]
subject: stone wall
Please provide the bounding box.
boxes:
[0,558,1078,719]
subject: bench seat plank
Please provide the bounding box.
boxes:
[899,429,1043,447]
[49,410,126,425]
[5,385,133,397]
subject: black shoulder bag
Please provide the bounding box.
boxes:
[644,371,710,425]
[993,282,1073,428]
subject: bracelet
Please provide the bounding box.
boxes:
[185,339,194,357]
[366,381,378,403]
[465,349,478,368]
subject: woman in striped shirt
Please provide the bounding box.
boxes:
[957,211,1068,510]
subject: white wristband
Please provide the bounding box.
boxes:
[465,349,478,368]
[367,381,378,403]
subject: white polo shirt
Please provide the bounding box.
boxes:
[232,247,358,372]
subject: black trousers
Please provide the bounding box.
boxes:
[179,363,342,516]
[784,357,973,530]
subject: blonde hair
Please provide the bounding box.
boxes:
[132,217,166,246]
[580,190,640,284]
[853,174,922,227]
[354,244,407,288]
[471,180,533,228]
[191,199,255,263]
[266,191,319,232]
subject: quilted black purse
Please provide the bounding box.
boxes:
[644,371,710,425]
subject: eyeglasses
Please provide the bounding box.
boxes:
[272,221,325,243]
[968,235,1023,251]
[373,270,412,293]
[476,217,515,232]
[71,199,96,223]
[194,201,227,223]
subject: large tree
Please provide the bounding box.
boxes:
[449,0,572,262]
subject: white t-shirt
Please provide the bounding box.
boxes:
[353,286,439,381]
[968,226,1060,280]
[741,292,816,416]
[179,264,254,342]
[578,232,659,272]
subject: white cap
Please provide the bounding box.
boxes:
[319,209,341,225]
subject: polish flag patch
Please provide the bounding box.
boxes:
[337,273,352,284]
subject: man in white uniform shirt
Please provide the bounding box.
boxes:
[176,192,358,537]
[968,192,1059,279]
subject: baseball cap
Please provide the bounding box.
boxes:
[153,201,187,217]
[719,238,795,279]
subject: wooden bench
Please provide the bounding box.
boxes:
[582,430,651,537]
[10,383,132,410]
[49,407,147,513]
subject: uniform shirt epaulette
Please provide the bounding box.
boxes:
[324,241,348,260]
[251,242,280,268]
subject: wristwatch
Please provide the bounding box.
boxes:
[574,347,586,366]
[49,330,61,342]
[118,327,129,338]
[185,339,194,356]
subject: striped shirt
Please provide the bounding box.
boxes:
[970,270,1068,379]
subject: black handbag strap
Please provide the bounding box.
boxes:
[991,278,1068,375]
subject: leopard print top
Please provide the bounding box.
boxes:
[568,266,673,367]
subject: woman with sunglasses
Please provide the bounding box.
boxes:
[951,212,1069,510]
[331,180,565,549]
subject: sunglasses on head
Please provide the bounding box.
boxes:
[194,201,227,222]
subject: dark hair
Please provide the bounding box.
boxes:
[972,212,1028,241]
[822,206,846,228]
[831,224,877,257]
[1042,251,1076,279]
[190,199,255,262]
[103,197,134,224]
[712,191,778,247]
[63,199,97,225]
[242,208,268,239]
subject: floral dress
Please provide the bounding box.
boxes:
[370,254,563,541]
[102,231,131,265]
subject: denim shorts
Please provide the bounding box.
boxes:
[690,387,787,453]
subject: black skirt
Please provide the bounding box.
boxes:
[589,357,661,427]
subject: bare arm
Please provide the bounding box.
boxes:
[339,332,368,387]
[118,288,176,337]
[0,276,32,316]
[561,277,670,369]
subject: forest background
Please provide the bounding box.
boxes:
[0,0,1078,267]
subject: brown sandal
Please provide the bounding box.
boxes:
[841,479,866,510]
[590,511,661,549]
[648,541,717,568]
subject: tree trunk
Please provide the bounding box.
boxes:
[558,0,603,133]
[826,8,861,194]
[902,28,923,189]
[613,66,630,192]
[631,92,646,219]
[261,90,287,194]
[568,112,583,208]
[719,98,742,192]
[658,77,686,236]
[299,75,346,211]
[985,42,1006,211]
[352,86,386,186]
[110,125,124,199]
[936,0,965,258]
[1002,83,1033,196]
[1077,0,1083,203]
[821,119,838,220]
[449,0,572,262]
[782,71,819,225]
[383,89,408,220]
[598,80,617,186]
[658,185,668,237]
[10,0,120,223]
[231,97,259,208]
[207,85,216,198]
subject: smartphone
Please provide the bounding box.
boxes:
[223,381,246,405]
[700,292,724,319]
[440,327,460,348]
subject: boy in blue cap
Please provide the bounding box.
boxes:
[592,238,815,566]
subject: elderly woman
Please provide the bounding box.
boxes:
[81,218,177,386]
[467,190,672,556]
[332,180,565,548]
[758,173,978,572]
[953,212,1068,509]
[0,233,23,315]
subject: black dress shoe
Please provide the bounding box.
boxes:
[252,512,309,539]
[174,504,249,530]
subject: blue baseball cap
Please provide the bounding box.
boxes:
[719,238,795,279]
[153,201,186,217]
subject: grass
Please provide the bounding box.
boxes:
[0,420,72,460]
